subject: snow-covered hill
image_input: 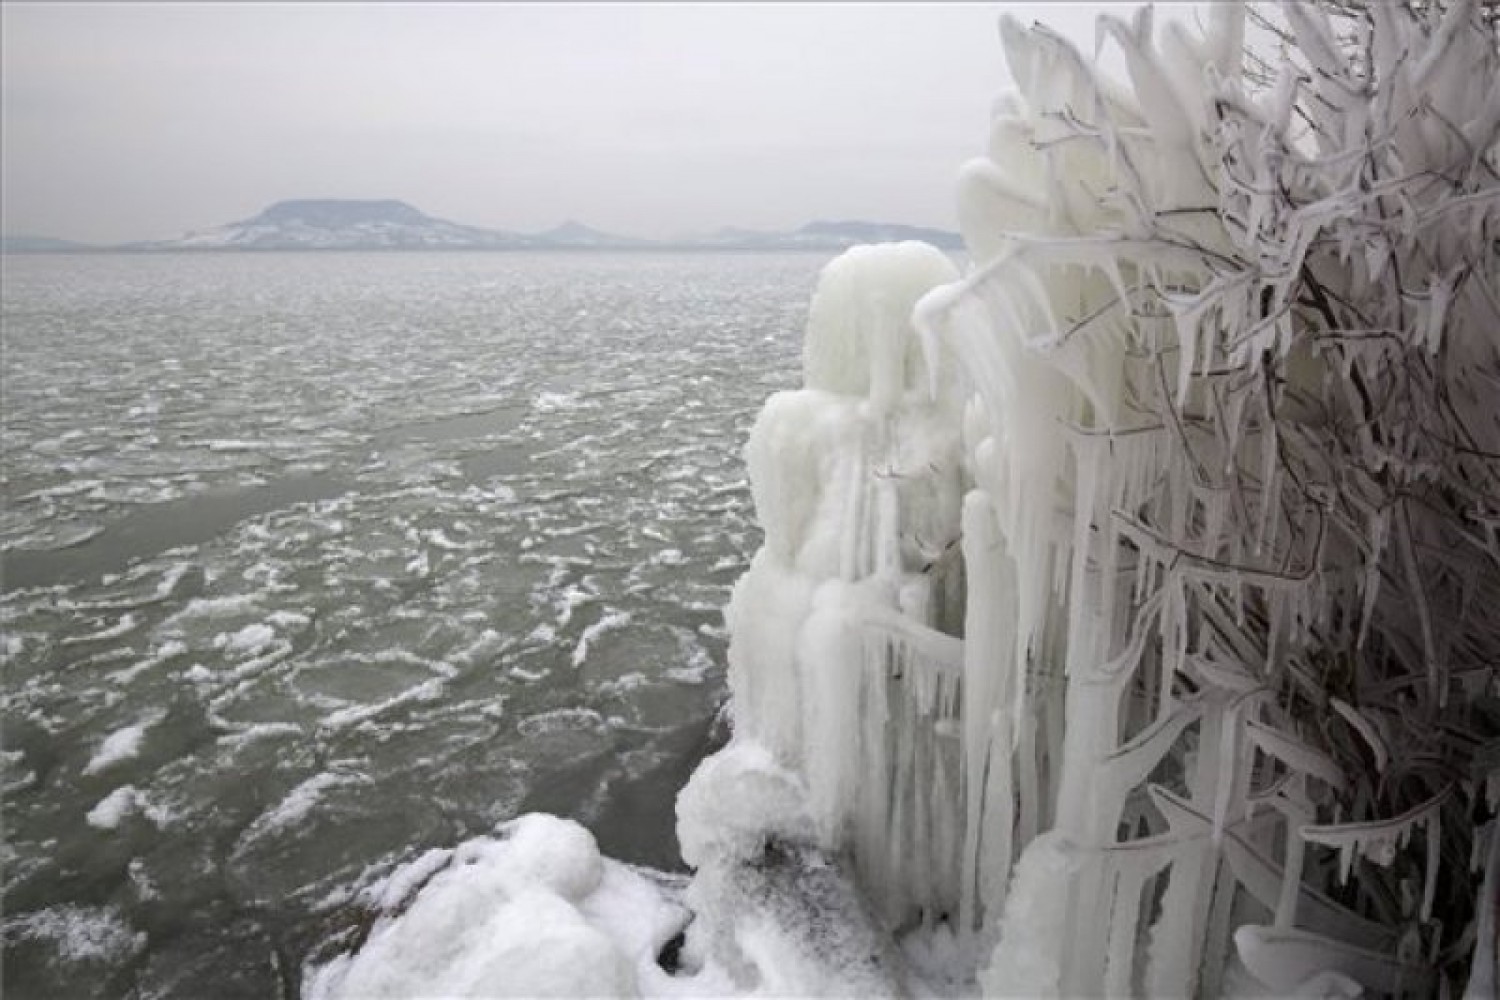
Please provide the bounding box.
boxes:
[143,199,531,250]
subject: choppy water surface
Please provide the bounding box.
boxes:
[0,251,821,998]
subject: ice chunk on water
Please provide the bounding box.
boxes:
[4,904,145,964]
[534,391,582,413]
[82,711,164,775]
[86,786,141,830]
[86,785,173,830]
[571,609,632,668]
[237,770,369,847]
[218,622,277,656]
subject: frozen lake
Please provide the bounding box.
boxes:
[0,250,826,998]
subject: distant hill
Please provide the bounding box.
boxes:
[0,235,97,253]
[92,199,966,253]
[673,220,964,252]
[134,199,532,251]
[536,220,651,248]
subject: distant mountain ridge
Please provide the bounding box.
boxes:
[691,219,964,251]
[0,235,98,253]
[136,199,530,251]
[797,219,964,249]
[5,199,964,253]
[535,219,654,248]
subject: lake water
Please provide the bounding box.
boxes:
[0,250,826,998]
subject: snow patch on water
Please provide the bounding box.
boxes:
[107,639,187,685]
[153,561,195,598]
[182,663,215,684]
[83,711,165,775]
[239,770,369,845]
[518,707,607,738]
[60,614,140,645]
[3,904,146,964]
[167,594,260,623]
[86,785,175,830]
[216,721,304,748]
[571,610,632,668]
[533,391,583,413]
[3,749,36,794]
[320,678,446,731]
[4,522,106,552]
[218,622,277,656]
[86,787,140,829]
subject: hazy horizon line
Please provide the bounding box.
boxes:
[1,203,962,248]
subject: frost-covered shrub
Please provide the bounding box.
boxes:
[689,2,1496,996]
[914,1,1500,994]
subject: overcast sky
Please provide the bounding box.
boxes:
[2,3,1188,244]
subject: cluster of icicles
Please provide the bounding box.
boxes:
[695,2,1500,996]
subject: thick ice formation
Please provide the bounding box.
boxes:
[666,240,984,994]
[718,242,969,923]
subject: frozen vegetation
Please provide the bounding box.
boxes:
[309,1,1500,996]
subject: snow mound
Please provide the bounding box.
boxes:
[676,741,815,871]
[305,814,688,999]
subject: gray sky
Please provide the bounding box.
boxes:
[2,3,1176,244]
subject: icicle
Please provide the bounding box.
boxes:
[1211,700,1243,846]
[1425,266,1457,356]
[1300,784,1454,876]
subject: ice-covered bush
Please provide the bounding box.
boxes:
[923,1,1500,994]
[701,1,1499,996]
